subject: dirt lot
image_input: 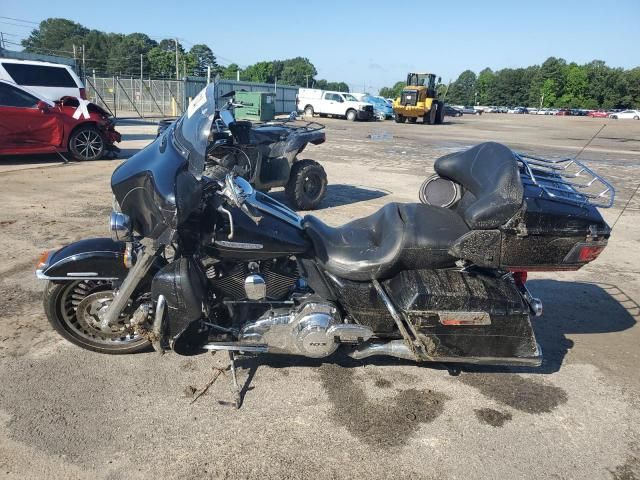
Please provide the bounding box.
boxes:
[1,114,639,480]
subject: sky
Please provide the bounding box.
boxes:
[1,0,639,92]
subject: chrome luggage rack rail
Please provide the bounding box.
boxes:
[515,152,615,208]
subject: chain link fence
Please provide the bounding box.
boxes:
[85,76,299,119]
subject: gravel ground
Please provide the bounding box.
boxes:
[1,114,639,480]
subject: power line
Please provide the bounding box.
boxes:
[0,21,35,30]
[0,16,39,25]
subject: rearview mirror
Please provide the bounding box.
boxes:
[37,100,50,112]
[220,109,235,126]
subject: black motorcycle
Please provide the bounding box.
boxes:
[36,84,614,403]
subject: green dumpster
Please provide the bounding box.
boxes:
[235,91,276,121]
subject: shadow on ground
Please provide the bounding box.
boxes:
[225,280,638,405]
[269,183,388,210]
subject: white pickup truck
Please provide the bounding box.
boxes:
[297,88,374,121]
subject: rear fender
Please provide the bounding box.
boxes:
[36,237,129,281]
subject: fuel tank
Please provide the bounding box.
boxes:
[205,200,310,261]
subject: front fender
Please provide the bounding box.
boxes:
[36,238,128,281]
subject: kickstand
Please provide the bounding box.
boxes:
[228,351,242,409]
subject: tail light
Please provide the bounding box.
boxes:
[511,271,528,287]
[563,241,607,264]
[79,88,87,100]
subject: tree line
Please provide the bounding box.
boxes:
[20,18,348,89]
[379,58,640,109]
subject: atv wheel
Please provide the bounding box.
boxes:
[395,114,406,123]
[407,117,417,124]
[69,126,105,161]
[346,109,357,122]
[285,159,327,210]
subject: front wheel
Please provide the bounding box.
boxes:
[69,126,105,161]
[395,114,406,123]
[634,116,639,120]
[285,159,327,210]
[346,109,357,122]
[44,280,150,354]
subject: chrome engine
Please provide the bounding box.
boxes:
[207,259,299,301]
[238,302,373,358]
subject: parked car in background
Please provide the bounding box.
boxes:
[508,107,528,114]
[555,109,571,116]
[486,106,501,113]
[461,106,482,115]
[527,108,538,114]
[0,80,120,160]
[609,109,640,120]
[0,58,86,101]
[444,105,463,117]
[588,110,609,118]
[362,94,394,120]
[297,88,374,121]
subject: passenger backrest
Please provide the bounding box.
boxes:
[434,142,524,229]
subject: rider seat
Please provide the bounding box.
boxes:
[303,142,523,281]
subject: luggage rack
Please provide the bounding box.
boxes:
[515,152,615,208]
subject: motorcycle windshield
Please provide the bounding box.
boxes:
[173,83,217,179]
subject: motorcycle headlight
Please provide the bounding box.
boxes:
[110,211,132,242]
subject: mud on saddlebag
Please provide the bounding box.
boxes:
[384,269,541,366]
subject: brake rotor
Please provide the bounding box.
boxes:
[75,291,134,340]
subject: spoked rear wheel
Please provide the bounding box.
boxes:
[44,280,150,354]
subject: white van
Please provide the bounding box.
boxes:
[297,88,374,121]
[0,59,85,101]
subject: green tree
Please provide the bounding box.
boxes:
[22,18,88,55]
[278,57,317,86]
[476,68,495,105]
[221,63,240,80]
[540,79,558,107]
[189,44,219,77]
[559,64,588,107]
[106,33,156,75]
[379,81,406,99]
[448,70,477,105]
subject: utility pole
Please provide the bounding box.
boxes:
[0,32,4,49]
[305,75,309,88]
[207,65,211,84]
[174,38,179,80]
[140,54,144,117]
[72,44,77,69]
[236,69,240,81]
[82,44,85,81]
[183,60,186,79]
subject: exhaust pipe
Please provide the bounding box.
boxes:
[348,340,416,361]
[349,339,543,367]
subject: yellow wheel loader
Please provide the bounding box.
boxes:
[393,73,445,125]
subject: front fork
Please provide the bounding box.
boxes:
[99,238,159,332]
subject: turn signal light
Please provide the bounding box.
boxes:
[36,250,50,269]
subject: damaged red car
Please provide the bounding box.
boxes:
[0,79,120,161]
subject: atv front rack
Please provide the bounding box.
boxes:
[515,153,615,208]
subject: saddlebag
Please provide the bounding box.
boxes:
[384,269,541,366]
